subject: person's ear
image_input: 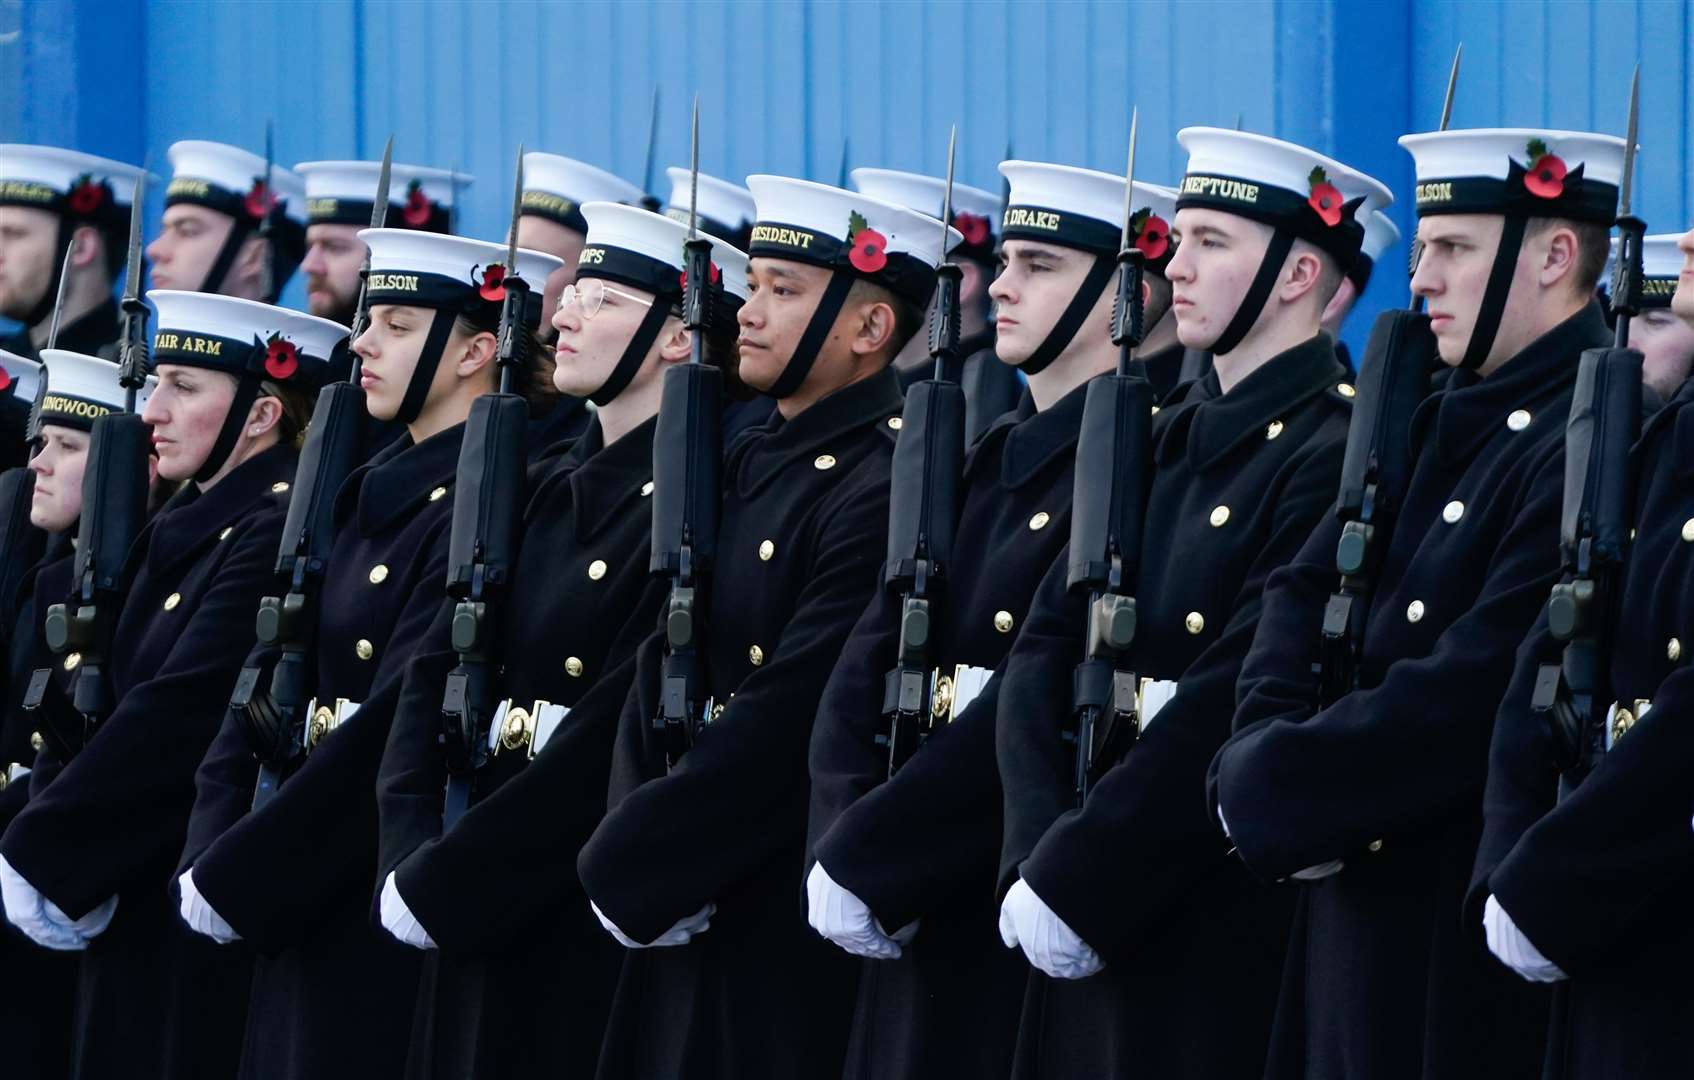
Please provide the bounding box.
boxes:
[235,234,270,289]
[69,225,103,271]
[657,319,692,363]
[246,394,282,438]
[1280,249,1324,303]
[849,299,898,357]
[454,330,497,379]
[1537,226,1580,290]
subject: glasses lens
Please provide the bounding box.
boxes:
[578,278,605,319]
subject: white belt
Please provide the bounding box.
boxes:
[1138,678,1178,731]
[489,699,570,759]
[930,664,994,724]
[304,698,362,752]
[1605,698,1652,752]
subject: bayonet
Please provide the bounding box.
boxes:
[346,136,393,368]
[938,125,957,266]
[1609,64,1643,349]
[1438,43,1463,132]
[259,120,276,303]
[641,87,662,211]
[44,245,76,351]
[116,171,149,408]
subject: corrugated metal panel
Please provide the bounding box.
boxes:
[2,0,1690,340]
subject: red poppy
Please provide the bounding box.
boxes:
[1135,212,1171,260]
[1306,166,1343,227]
[402,180,433,227]
[953,211,991,247]
[478,263,507,302]
[245,179,276,222]
[679,261,722,290]
[0,366,11,393]
[67,175,107,216]
[264,337,299,381]
[1523,140,1567,199]
[849,228,889,274]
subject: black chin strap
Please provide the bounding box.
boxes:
[1017,257,1116,375]
[767,271,857,399]
[1208,229,1297,357]
[1459,215,1529,371]
[394,308,461,425]
[589,300,674,407]
[195,374,263,485]
[24,218,72,329]
[199,216,258,299]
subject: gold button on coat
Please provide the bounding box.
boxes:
[887,416,903,430]
[994,610,1015,633]
[1368,839,1384,853]
[356,639,374,661]
[63,652,81,671]
[164,592,181,611]
[1669,638,1682,662]
[641,481,654,496]
[368,565,389,585]
[1507,409,1532,431]
[1185,612,1206,635]
[30,732,44,751]
[1266,421,1284,440]
[1407,600,1425,623]
[588,560,607,580]
[429,486,448,502]
[1209,506,1230,528]
[272,481,290,493]
[218,527,233,541]
[565,657,584,677]
[758,540,775,561]
[749,645,765,666]
[1029,512,1050,531]
[1682,518,1694,543]
[1442,501,1464,524]
[1337,383,1356,398]
[814,454,837,470]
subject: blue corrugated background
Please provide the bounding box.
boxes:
[2,0,1690,348]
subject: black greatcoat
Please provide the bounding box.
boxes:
[178,426,466,1080]
[374,417,664,1080]
[1469,375,1694,1079]
[996,336,1351,1080]
[577,368,905,1080]
[0,296,122,365]
[806,382,1088,1080]
[1208,304,1612,1080]
[0,541,75,1080]
[0,443,298,1080]
[1136,341,1190,404]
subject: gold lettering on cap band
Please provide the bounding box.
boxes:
[1179,176,1262,204]
[1415,182,1454,205]
[578,247,606,265]
[40,395,112,420]
[167,178,212,200]
[365,273,420,292]
[1002,208,1063,231]
[749,225,816,249]
[0,181,57,204]
[522,191,576,218]
[307,197,341,218]
[152,332,224,356]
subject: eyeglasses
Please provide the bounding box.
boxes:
[557,278,654,320]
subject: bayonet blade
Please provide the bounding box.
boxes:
[643,86,661,200]
[837,138,850,188]
[938,124,957,266]
[1119,108,1139,255]
[505,144,524,274]
[688,95,701,240]
[1438,43,1462,130]
[1234,111,1243,131]
[369,136,394,230]
[45,244,76,351]
[259,119,276,302]
[1617,63,1640,217]
[121,171,146,304]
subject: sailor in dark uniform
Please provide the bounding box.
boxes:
[575,176,954,1079]
[146,140,307,303]
[172,232,560,1080]
[994,129,1386,1080]
[515,151,646,343]
[0,290,341,1079]
[294,159,472,326]
[0,351,43,470]
[0,146,147,362]
[0,349,155,1080]
[1208,126,1627,1080]
[802,162,1166,1080]
[1467,222,1694,1080]
[373,203,747,1080]
[1322,209,1400,370]
[1605,232,1694,401]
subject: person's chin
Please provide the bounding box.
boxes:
[1173,314,1214,351]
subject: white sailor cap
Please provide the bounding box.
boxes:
[36,349,156,431]
[1605,234,1686,310]
[745,175,960,306]
[580,201,750,304]
[356,229,566,330]
[999,161,1179,272]
[521,153,645,233]
[1398,128,1627,224]
[0,349,43,403]
[147,290,348,390]
[1175,128,1392,264]
[1349,210,1403,289]
[165,140,308,231]
[664,168,756,246]
[0,146,149,228]
[851,167,1004,261]
[295,161,473,233]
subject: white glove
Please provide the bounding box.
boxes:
[997,876,1103,980]
[177,869,241,944]
[0,854,114,950]
[1484,894,1566,983]
[806,861,917,960]
[1291,860,1345,881]
[380,871,436,950]
[592,898,714,948]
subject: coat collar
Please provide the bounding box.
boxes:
[1411,302,1610,468]
[1137,342,1189,401]
[733,365,905,497]
[144,443,298,581]
[557,415,658,543]
[341,421,467,536]
[1155,334,1345,471]
[994,375,1091,490]
[1644,370,1694,480]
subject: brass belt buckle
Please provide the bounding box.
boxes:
[497,698,552,756]
[305,697,351,752]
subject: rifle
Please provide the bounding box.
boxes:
[1533,68,1643,790]
[874,127,966,777]
[231,139,393,809]
[258,120,277,304]
[439,146,534,826]
[1311,45,1459,706]
[1064,111,1156,805]
[33,175,154,756]
[649,98,725,771]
